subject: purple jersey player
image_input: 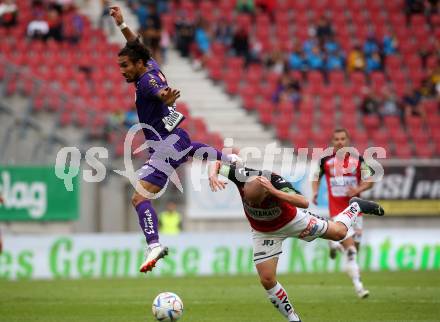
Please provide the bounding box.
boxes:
[111,6,240,273]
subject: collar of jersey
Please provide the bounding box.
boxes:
[136,71,149,87]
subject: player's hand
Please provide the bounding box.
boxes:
[255,176,278,195]
[161,88,181,106]
[109,6,124,25]
[209,175,227,192]
[346,187,359,197]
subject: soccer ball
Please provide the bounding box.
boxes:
[152,292,184,321]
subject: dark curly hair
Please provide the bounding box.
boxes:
[118,40,152,65]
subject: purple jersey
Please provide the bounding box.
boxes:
[135,59,182,140]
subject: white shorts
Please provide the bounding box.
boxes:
[252,209,328,264]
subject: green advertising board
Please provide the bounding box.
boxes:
[0,166,79,221]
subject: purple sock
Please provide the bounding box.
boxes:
[189,141,226,161]
[135,200,159,245]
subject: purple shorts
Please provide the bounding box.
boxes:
[138,128,192,188]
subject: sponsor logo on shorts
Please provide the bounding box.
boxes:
[299,218,318,239]
[262,240,275,246]
[254,252,266,257]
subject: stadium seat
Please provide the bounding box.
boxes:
[394,144,413,159]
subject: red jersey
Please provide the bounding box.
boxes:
[219,164,300,232]
[317,153,373,217]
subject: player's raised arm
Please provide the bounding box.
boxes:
[256,176,309,208]
[109,6,138,42]
[208,161,228,192]
[209,161,260,191]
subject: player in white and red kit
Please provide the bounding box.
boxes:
[209,161,384,322]
[312,128,375,298]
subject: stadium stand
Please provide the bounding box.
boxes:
[160,0,440,158]
[1,0,439,159]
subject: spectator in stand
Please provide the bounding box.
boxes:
[419,39,439,70]
[124,110,138,128]
[249,35,263,63]
[403,86,426,121]
[325,52,344,71]
[288,45,306,71]
[159,202,183,235]
[303,37,318,56]
[99,0,115,35]
[0,0,18,27]
[46,7,63,41]
[236,0,255,14]
[175,14,195,57]
[265,48,286,74]
[133,2,148,30]
[155,0,169,15]
[431,66,440,97]
[192,19,211,68]
[63,4,84,44]
[380,87,403,119]
[232,26,251,63]
[324,37,340,55]
[31,0,45,18]
[366,52,382,72]
[363,33,384,73]
[306,46,324,70]
[314,16,334,43]
[360,87,380,116]
[347,46,366,72]
[142,3,162,63]
[405,0,425,25]
[383,34,398,56]
[27,12,49,40]
[273,73,301,106]
[215,18,232,46]
[255,0,276,16]
[425,0,438,28]
[363,33,380,57]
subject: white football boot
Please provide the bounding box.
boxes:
[139,244,169,273]
[356,287,370,299]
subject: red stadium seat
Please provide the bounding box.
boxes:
[363,115,380,132]
[349,72,367,88]
[394,145,413,159]
[414,143,434,158]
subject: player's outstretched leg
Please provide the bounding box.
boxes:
[350,197,385,216]
[325,198,384,242]
[256,259,301,322]
[132,181,168,273]
[188,141,243,164]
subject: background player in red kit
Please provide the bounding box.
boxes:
[209,161,384,322]
[312,128,375,298]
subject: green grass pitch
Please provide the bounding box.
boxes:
[0,271,439,322]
